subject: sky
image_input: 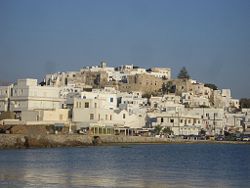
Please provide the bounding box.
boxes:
[0,0,249,98]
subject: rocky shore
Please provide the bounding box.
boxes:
[0,134,249,149]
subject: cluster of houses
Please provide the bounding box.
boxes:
[0,62,249,136]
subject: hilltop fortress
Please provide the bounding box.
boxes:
[0,62,249,137]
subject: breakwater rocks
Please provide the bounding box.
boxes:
[0,134,248,149]
[0,134,93,149]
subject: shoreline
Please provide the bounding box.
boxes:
[0,134,249,149]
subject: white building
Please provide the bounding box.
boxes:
[148,67,171,80]
[147,106,229,136]
[181,92,210,108]
[21,109,69,124]
[45,71,79,87]
[72,88,146,129]
[150,94,183,112]
[224,113,244,132]
[0,85,12,113]
[148,110,202,136]
[187,108,225,135]
[213,89,239,109]
[58,85,82,109]
[130,68,147,75]
[10,79,64,114]
[80,62,115,82]
[242,109,250,133]
[80,87,120,110]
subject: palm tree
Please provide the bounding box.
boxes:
[153,125,163,135]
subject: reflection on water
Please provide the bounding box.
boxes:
[0,144,249,187]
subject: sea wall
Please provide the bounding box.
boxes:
[0,134,247,149]
[0,134,171,149]
[0,134,92,149]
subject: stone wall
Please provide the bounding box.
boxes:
[119,74,165,94]
[0,134,247,149]
[0,134,170,149]
[0,134,92,149]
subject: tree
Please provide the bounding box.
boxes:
[153,125,163,135]
[39,80,46,86]
[204,83,218,90]
[142,93,151,99]
[162,127,173,135]
[199,129,206,136]
[162,81,176,94]
[240,98,250,108]
[177,67,190,79]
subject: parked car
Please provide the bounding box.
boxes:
[215,135,224,141]
[235,133,244,141]
[77,128,88,134]
[236,137,242,141]
[242,136,250,141]
[0,128,6,134]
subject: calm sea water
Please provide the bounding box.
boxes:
[0,144,249,188]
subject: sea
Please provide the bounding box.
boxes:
[0,144,249,188]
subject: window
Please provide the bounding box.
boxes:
[123,114,126,119]
[180,119,183,123]
[94,103,97,108]
[161,117,164,123]
[98,114,100,120]
[110,115,112,120]
[170,119,174,123]
[85,102,89,108]
[90,114,94,120]
[110,98,114,103]
[106,114,108,120]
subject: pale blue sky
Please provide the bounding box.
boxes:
[0,0,249,98]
